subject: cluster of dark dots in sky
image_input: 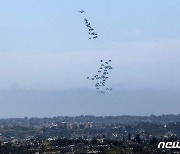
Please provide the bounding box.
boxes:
[86,60,113,94]
[79,10,98,39]
[79,10,113,93]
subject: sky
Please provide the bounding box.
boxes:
[0,0,180,118]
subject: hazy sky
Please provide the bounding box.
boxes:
[0,0,180,117]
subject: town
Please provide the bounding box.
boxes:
[0,115,180,153]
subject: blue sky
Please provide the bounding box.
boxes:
[1,0,180,52]
[0,0,180,117]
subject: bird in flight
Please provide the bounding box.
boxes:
[79,10,85,13]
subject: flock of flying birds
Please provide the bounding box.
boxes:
[79,10,98,40]
[86,60,113,94]
[79,10,113,94]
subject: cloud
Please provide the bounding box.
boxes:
[0,87,179,118]
[0,39,180,91]
[0,38,180,118]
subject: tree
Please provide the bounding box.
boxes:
[135,134,141,144]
